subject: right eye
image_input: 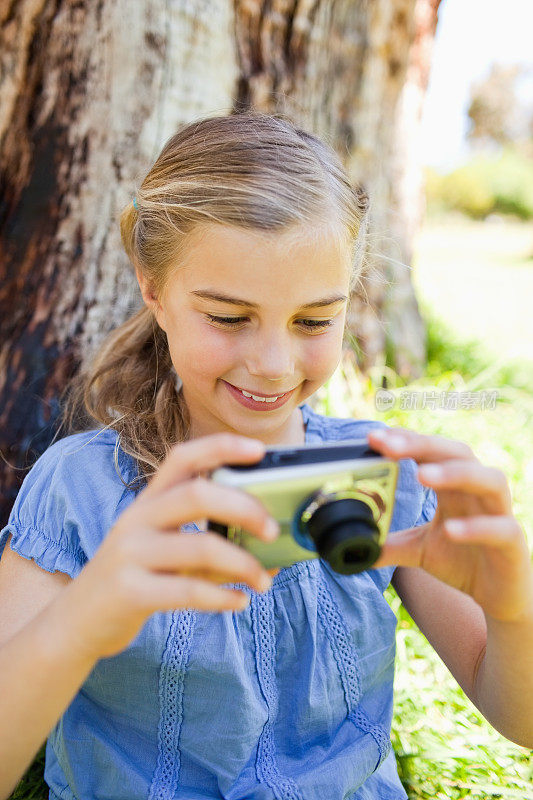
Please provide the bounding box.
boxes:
[205,315,248,327]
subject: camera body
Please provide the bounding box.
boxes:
[209,438,398,575]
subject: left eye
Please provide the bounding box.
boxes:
[205,315,333,330]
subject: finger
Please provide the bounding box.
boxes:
[136,570,252,613]
[136,530,273,593]
[191,568,268,587]
[417,461,512,513]
[137,476,279,542]
[371,524,428,570]
[367,427,476,464]
[444,516,529,551]
[141,433,265,500]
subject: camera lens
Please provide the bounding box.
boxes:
[305,497,381,575]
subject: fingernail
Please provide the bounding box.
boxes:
[387,435,407,451]
[242,438,264,453]
[259,573,273,592]
[419,465,443,481]
[446,520,465,536]
[265,519,280,539]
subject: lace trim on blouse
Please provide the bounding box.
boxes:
[147,405,390,797]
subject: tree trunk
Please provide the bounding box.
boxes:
[0,0,442,517]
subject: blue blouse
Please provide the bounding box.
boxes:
[0,403,437,800]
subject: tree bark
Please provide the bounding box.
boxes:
[0,0,442,517]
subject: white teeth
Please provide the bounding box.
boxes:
[239,389,283,403]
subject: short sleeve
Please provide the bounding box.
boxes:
[414,486,438,527]
[0,441,88,579]
[0,429,138,581]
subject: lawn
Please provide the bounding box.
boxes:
[412,211,533,366]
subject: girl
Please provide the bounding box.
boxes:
[0,111,531,800]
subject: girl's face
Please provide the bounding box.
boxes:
[137,223,352,445]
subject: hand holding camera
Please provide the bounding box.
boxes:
[209,438,398,576]
[58,434,279,662]
[367,427,532,624]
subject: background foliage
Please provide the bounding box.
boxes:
[424,147,533,220]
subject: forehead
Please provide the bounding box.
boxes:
[169,222,352,296]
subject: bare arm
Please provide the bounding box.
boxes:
[0,589,97,800]
[473,607,533,748]
[393,566,533,748]
[392,566,487,705]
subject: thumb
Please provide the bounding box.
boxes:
[372,523,429,570]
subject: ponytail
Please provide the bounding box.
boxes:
[58,304,190,489]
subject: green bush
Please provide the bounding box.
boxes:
[425,147,533,220]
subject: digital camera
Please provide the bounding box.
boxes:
[208,438,398,575]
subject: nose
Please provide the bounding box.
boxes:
[244,329,295,384]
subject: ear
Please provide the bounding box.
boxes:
[135,269,167,332]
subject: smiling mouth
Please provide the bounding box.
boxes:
[231,385,289,402]
[225,381,296,403]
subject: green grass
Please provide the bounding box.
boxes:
[8,746,47,799]
[10,216,533,799]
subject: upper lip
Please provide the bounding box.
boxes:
[227,382,294,398]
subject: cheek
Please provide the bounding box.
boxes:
[170,326,237,378]
[302,330,343,379]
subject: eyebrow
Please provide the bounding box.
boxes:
[190,290,348,309]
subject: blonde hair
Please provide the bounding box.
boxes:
[58,111,370,489]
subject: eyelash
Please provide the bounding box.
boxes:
[205,314,334,331]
